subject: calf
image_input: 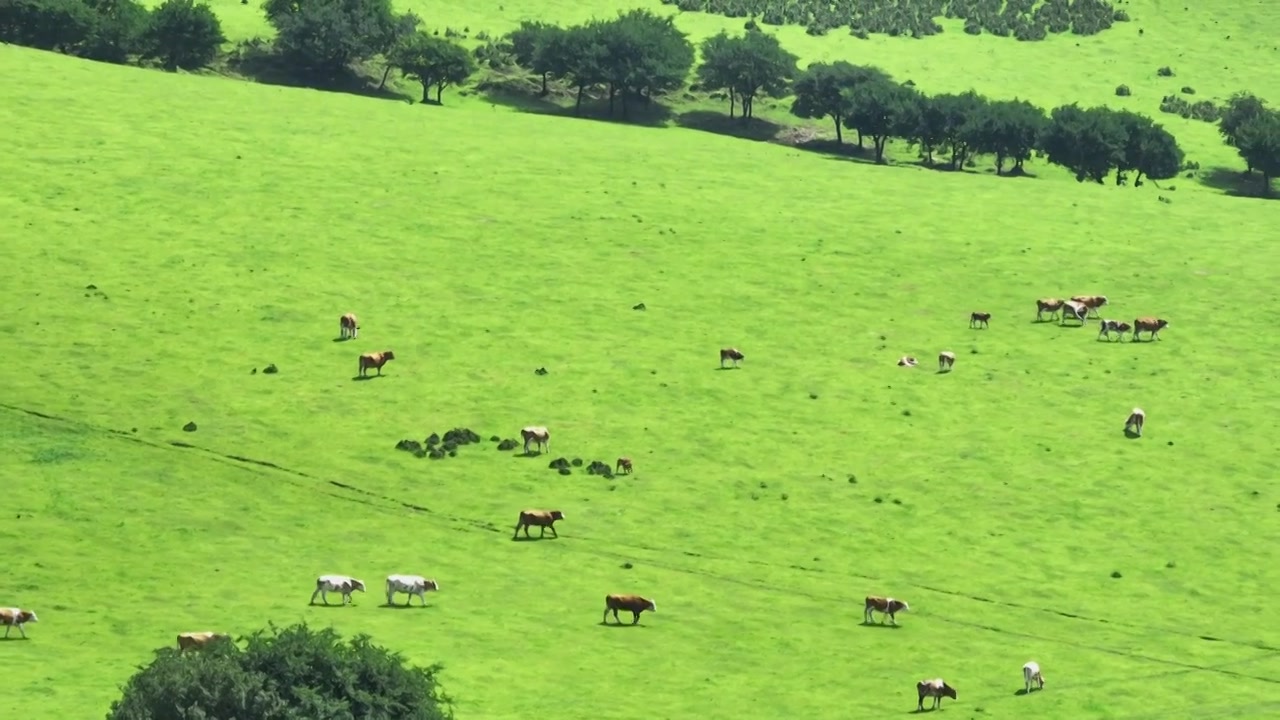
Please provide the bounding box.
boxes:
[603,594,656,625]
[0,607,38,639]
[385,574,440,606]
[897,356,918,368]
[1098,319,1131,341]
[1036,298,1064,321]
[969,312,991,329]
[513,509,564,539]
[309,575,366,606]
[864,595,910,625]
[1132,316,1169,342]
[1125,407,1145,437]
[720,347,744,368]
[616,457,633,474]
[339,312,359,339]
[358,351,395,377]
[917,678,958,711]
[938,351,955,372]
[1071,295,1109,318]
[1060,300,1088,325]
[177,631,230,652]
[521,426,550,454]
[1023,661,1046,692]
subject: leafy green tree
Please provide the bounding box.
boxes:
[1113,110,1183,186]
[696,28,799,121]
[1040,103,1127,183]
[790,61,888,145]
[78,0,148,64]
[390,31,476,103]
[0,0,96,52]
[1233,110,1280,195]
[596,9,694,119]
[1218,92,1268,173]
[263,0,407,78]
[553,21,608,115]
[841,79,919,163]
[141,0,223,70]
[108,622,453,720]
[931,90,988,170]
[503,20,562,95]
[965,98,1047,175]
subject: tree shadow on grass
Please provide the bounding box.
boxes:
[795,138,880,165]
[224,42,410,104]
[479,85,674,128]
[674,110,785,143]
[1197,167,1276,199]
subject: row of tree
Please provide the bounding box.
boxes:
[1218,93,1280,193]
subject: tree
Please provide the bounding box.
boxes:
[141,0,224,70]
[696,28,799,121]
[791,61,889,145]
[553,21,608,115]
[0,0,96,52]
[1219,92,1268,173]
[263,0,406,78]
[78,0,149,64]
[965,98,1047,175]
[931,90,988,170]
[1113,110,1183,186]
[391,31,476,103]
[503,20,562,95]
[842,79,919,163]
[1234,110,1280,195]
[595,9,694,119]
[1040,103,1127,183]
[108,622,453,720]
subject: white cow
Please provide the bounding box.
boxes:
[385,574,440,606]
[1023,661,1045,692]
[309,574,366,606]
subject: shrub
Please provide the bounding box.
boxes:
[1157,66,1174,76]
[1180,86,1195,95]
[1115,84,1131,96]
[141,0,225,71]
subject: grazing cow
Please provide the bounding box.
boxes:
[720,347,745,368]
[864,595,910,625]
[385,574,440,606]
[1133,317,1169,342]
[309,575,366,606]
[358,351,395,377]
[616,457,633,474]
[938,351,956,372]
[917,678,958,711]
[1060,300,1088,325]
[1071,295,1109,318]
[1125,407,1145,437]
[603,594,656,625]
[1098,319,1132,341]
[339,313,359,339]
[969,312,991,329]
[1023,661,1046,692]
[177,631,229,652]
[521,426,550,454]
[897,356,919,368]
[0,608,38,639]
[513,509,564,539]
[1036,298,1065,321]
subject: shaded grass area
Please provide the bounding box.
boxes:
[2,37,1280,720]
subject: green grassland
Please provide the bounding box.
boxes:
[2,0,1280,717]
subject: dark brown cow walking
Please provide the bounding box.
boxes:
[969,312,991,329]
[616,457,633,474]
[513,509,564,539]
[603,594,656,625]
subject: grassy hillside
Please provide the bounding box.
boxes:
[2,2,1280,716]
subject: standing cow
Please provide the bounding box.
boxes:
[1125,407,1145,437]
[358,351,395,377]
[339,313,359,340]
[521,426,550,455]
[1023,661,1046,693]
[917,678,958,711]
[719,347,745,368]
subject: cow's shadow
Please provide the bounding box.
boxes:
[860,621,904,630]
[1013,688,1041,696]
[0,636,30,642]
[714,366,740,371]
[382,603,432,610]
[598,621,648,629]
[511,535,556,542]
[1124,428,1142,440]
[351,375,379,381]
[308,602,354,609]
[517,451,543,458]
[333,336,352,343]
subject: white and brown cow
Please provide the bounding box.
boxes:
[1098,319,1132,342]
[938,351,956,372]
[917,678,958,711]
[616,457,633,474]
[0,607,38,639]
[513,509,564,539]
[603,594,656,625]
[1023,661,1046,692]
[720,347,745,368]
[385,574,439,606]
[358,351,395,377]
[1133,317,1169,342]
[309,575,366,606]
[1071,295,1109,318]
[1125,407,1145,437]
[897,356,919,368]
[520,426,550,455]
[1035,298,1065,321]
[969,312,991,329]
[1060,300,1088,326]
[864,595,910,625]
[177,631,230,652]
[339,313,359,340]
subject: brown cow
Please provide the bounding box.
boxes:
[521,426,550,454]
[603,594,656,625]
[0,607,38,639]
[177,631,230,652]
[917,678,958,711]
[1125,407,1145,437]
[969,312,991,329]
[1060,300,1088,326]
[358,351,395,377]
[616,457,633,474]
[339,313,359,340]
[938,351,956,372]
[1035,298,1064,321]
[513,509,564,539]
[720,347,744,368]
[864,595,910,625]
[1133,317,1169,342]
[1071,295,1109,318]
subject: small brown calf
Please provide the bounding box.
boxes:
[969,312,991,329]
[616,457,633,474]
